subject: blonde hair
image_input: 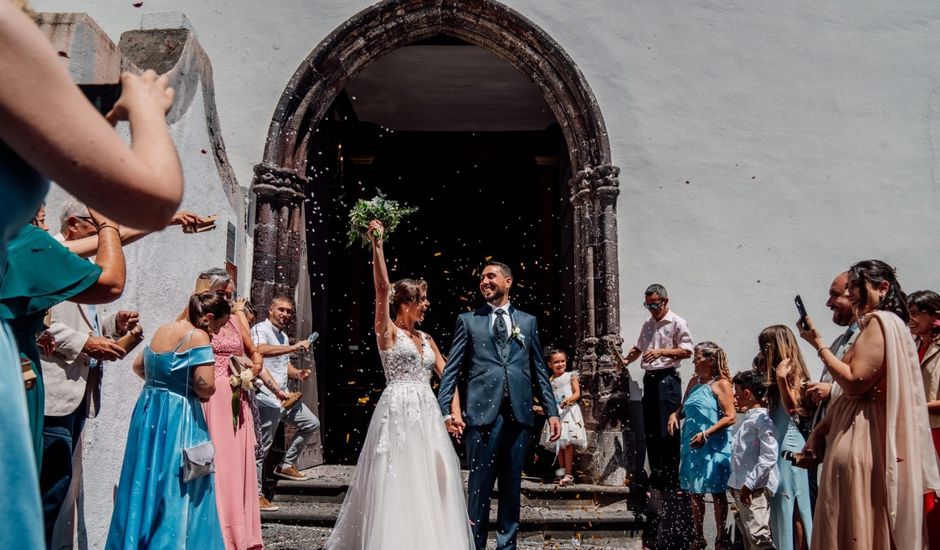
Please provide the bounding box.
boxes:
[694,341,730,381]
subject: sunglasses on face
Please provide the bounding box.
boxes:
[643,302,664,310]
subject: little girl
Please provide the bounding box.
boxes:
[539,350,588,485]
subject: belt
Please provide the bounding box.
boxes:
[643,367,677,378]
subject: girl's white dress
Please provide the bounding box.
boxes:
[539,371,588,451]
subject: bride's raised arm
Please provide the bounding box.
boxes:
[370,220,395,350]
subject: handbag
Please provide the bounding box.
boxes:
[179,329,216,482]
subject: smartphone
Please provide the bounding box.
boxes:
[794,295,808,330]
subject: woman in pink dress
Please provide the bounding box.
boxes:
[199,268,289,549]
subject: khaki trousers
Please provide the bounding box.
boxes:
[730,488,776,549]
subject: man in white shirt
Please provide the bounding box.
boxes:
[619,284,693,491]
[250,295,317,512]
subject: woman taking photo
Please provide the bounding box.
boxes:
[798,260,940,549]
[668,341,735,550]
[756,325,813,550]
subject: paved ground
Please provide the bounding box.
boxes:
[262,523,644,549]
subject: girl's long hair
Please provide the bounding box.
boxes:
[757,325,810,411]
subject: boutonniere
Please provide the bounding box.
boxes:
[510,324,525,343]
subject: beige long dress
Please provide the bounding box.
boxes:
[812,311,940,550]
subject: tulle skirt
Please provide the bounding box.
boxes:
[325,382,473,549]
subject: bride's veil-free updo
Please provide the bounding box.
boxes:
[390,279,427,318]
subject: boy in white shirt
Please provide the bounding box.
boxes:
[728,370,779,549]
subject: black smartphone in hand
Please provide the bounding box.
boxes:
[794,295,809,330]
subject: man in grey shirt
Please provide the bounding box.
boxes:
[250,295,318,512]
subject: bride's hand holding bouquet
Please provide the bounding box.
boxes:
[347,190,417,248]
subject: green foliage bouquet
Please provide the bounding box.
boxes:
[346,190,418,247]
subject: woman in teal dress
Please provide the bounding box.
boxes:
[0,143,51,550]
[756,326,813,550]
[106,292,229,550]
[0,223,106,465]
[670,341,735,549]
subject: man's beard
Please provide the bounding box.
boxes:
[485,288,505,304]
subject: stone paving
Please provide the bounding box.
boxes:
[262,523,643,549]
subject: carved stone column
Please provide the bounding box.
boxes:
[251,163,306,317]
[570,164,631,486]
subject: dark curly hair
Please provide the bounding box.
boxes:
[848,259,909,323]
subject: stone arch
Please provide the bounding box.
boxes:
[251,0,630,482]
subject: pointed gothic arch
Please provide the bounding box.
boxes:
[250,0,630,483]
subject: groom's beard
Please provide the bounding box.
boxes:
[485,289,506,304]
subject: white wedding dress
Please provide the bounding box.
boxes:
[325,327,474,549]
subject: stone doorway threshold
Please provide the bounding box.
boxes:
[261,465,643,547]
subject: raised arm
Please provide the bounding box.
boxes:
[798,315,885,396]
[369,220,395,350]
[63,211,205,258]
[68,209,126,304]
[0,4,182,230]
[773,357,804,414]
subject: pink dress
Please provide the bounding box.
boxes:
[204,319,264,549]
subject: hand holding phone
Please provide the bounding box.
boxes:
[794,295,809,331]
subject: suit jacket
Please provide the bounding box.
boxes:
[438,304,559,427]
[42,302,117,418]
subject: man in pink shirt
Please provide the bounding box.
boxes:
[619,284,693,546]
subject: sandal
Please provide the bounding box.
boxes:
[558,474,574,486]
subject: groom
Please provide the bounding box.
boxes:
[438,261,561,550]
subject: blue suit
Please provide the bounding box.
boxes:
[438,304,558,550]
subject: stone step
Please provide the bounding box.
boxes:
[270,465,634,508]
[261,500,640,533]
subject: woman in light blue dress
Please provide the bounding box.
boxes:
[106,293,230,550]
[756,326,813,550]
[671,341,735,549]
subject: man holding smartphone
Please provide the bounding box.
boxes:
[802,271,859,512]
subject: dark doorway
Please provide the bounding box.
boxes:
[303,40,576,464]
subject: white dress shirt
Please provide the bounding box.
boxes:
[634,309,694,371]
[728,407,779,494]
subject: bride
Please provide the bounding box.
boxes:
[325,220,474,549]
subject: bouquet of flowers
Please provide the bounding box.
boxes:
[346,189,418,248]
[228,356,257,431]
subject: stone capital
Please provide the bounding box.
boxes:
[251,163,305,200]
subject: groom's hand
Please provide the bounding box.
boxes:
[548,416,561,442]
[445,416,466,441]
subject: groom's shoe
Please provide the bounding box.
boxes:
[259,495,280,512]
[274,465,308,481]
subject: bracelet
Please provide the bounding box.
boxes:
[97,224,120,235]
[700,431,708,441]
[817,347,830,358]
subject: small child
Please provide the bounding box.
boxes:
[728,370,779,550]
[539,350,587,486]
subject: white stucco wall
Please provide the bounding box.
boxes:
[34,0,940,495]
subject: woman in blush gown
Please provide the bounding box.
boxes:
[325,220,473,550]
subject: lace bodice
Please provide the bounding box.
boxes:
[379,328,435,384]
[211,318,244,378]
